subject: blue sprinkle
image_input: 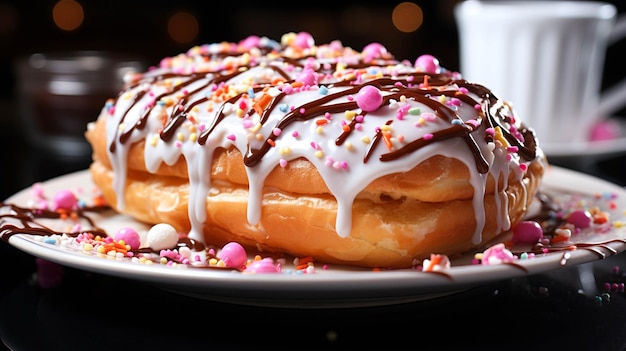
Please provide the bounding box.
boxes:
[319,86,329,95]
[247,87,255,99]
[44,237,58,245]
[278,103,289,113]
[451,119,463,125]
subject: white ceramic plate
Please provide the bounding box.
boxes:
[3,167,626,308]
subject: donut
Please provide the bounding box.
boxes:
[84,32,547,268]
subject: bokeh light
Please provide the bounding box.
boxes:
[392,2,423,33]
[52,0,84,32]
[167,11,199,44]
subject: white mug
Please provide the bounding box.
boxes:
[454,0,626,153]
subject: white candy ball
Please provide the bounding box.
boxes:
[147,223,179,251]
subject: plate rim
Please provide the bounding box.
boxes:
[4,166,626,306]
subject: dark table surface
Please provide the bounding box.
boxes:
[3,101,626,350]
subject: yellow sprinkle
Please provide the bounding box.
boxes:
[160,257,168,264]
[345,141,354,151]
[314,150,324,158]
[145,260,153,265]
[254,254,263,261]
[361,136,371,144]
[279,147,291,156]
[217,260,226,267]
[493,126,509,147]
[250,123,262,133]
[118,123,126,132]
[400,95,407,103]
[150,135,159,147]
[209,258,218,266]
[344,110,357,119]
[417,117,426,126]
[439,95,447,103]
[192,106,199,112]
[256,133,264,141]
[381,125,392,131]
[97,246,105,254]
[189,133,197,142]
[188,124,197,133]
[138,257,147,263]
[83,243,94,251]
[177,132,185,141]
[316,126,324,135]
[236,108,245,118]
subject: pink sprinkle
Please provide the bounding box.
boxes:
[473,104,481,110]
[485,127,495,136]
[423,133,434,140]
[355,115,364,123]
[272,128,282,136]
[310,141,320,150]
[292,131,299,138]
[299,108,306,114]
[325,156,334,167]
[33,183,45,199]
[279,159,288,168]
[226,134,236,141]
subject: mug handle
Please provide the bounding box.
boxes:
[596,14,626,119]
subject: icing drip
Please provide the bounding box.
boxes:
[101,33,542,244]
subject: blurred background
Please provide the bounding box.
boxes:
[0,0,625,201]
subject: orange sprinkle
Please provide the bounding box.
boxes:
[316,119,328,126]
[298,256,315,264]
[291,81,304,88]
[253,94,273,116]
[382,130,393,150]
[423,75,430,88]
[342,124,351,132]
[267,139,276,147]
[271,77,286,85]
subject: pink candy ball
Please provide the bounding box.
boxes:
[356,85,383,112]
[589,120,620,141]
[239,35,260,50]
[414,54,441,74]
[244,257,280,273]
[296,68,318,86]
[114,227,141,250]
[217,242,248,268]
[362,42,388,61]
[294,32,314,49]
[566,210,592,229]
[51,189,78,211]
[511,220,543,244]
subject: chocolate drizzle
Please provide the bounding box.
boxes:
[104,47,539,175]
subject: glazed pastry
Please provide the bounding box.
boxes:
[85,32,546,268]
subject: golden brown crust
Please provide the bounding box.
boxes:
[87,145,544,268]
